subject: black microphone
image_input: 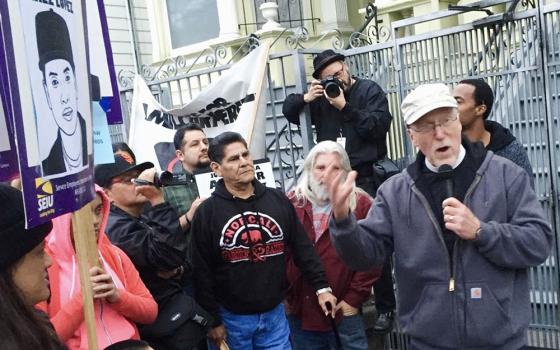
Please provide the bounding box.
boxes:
[438,164,454,199]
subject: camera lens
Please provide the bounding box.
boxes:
[325,81,341,98]
[156,171,174,187]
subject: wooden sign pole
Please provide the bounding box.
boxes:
[71,202,100,350]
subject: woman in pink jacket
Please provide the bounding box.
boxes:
[41,185,158,349]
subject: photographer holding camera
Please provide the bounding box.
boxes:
[95,151,211,350]
[283,49,396,333]
[283,49,392,196]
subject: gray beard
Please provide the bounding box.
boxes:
[309,177,329,204]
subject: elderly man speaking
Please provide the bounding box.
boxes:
[326,83,552,350]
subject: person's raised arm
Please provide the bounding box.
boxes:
[324,165,356,222]
[282,80,324,124]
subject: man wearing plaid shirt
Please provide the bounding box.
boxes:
[163,123,210,231]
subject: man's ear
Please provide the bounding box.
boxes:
[43,80,52,110]
[210,161,221,177]
[407,129,417,148]
[175,149,184,161]
[103,187,113,201]
[475,104,487,118]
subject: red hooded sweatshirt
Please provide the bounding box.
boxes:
[39,185,157,349]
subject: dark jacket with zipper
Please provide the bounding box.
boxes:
[106,203,187,303]
[282,78,392,173]
[191,180,329,326]
[329,142,552,349]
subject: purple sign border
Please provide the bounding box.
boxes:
[0,1,95,228]
[96,0,123,125]
[0,22,19,181]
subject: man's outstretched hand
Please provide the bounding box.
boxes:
[324,165,356,222]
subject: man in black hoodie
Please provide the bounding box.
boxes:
[453,79,533,180]
[191,132,336,349]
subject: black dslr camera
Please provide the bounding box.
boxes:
[320,76,343,98]
[132,171,181,187]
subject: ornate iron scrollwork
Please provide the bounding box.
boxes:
[285,28,344,50]
[117,35,261,89]
[347,2,391,48]
[285,26,309,49]
[117,69,136,89]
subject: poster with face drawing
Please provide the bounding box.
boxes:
[33,7,89,177]
[0,0,94,227]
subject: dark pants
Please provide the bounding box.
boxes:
[355,175,377,198]
[144,320,207,350]
[288,314,368,350]
[373,258,396,313]
[356,174,396,314]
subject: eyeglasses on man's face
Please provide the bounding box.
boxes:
[111,171,141,186]
[408,115,458,134]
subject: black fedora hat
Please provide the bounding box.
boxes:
[312,49,345,79]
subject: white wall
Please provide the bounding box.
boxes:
[103,0,152,89]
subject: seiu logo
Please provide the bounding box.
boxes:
[35,178,54,212]
[38,195,53,211]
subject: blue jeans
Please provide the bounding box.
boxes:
[209,303,291,350]
[287,314,368,350]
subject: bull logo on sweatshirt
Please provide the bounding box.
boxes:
[220,211,284,263]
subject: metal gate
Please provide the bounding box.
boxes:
[378,2,560,348]
[117,1,560,347]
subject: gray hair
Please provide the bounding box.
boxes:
[292,141,367,210]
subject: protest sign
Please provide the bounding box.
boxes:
[87,0,122,125]
[1,2,120,347]
[0,0,95,227]
[129,43,270,172]
[92,101,114,165]
[194,159,276,198]
[0,97,19,181]
[0,24,18,181]
[0,92,18,181]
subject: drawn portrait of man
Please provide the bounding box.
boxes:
[36,9,87,177]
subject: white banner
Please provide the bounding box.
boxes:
[129,44,270,171]
[194,159,276,198]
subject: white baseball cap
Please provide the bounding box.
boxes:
[401,83,458,125]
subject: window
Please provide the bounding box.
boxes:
[239,0,318,35]
[255,0,303,26]
[165,0,220,49]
